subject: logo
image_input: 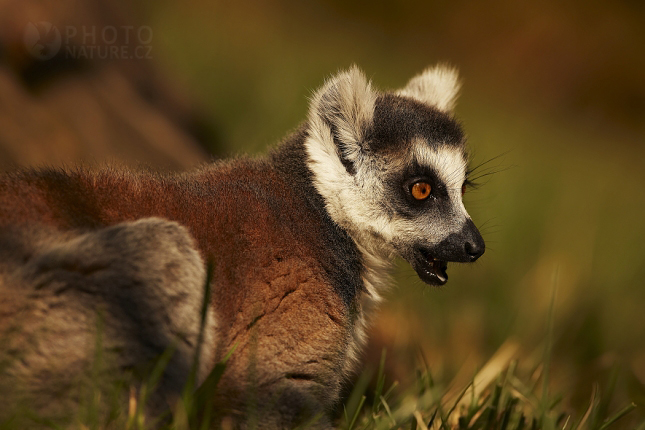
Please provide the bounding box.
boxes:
[23,22,62,61]
[21,23,152,61]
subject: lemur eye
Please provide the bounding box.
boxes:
[411,182,432,200]
[461,183,467,196]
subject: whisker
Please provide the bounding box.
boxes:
[466,151,515,189]
[469,166,513,183]
[467,150,513,175]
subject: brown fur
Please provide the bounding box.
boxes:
[0,159,354,427]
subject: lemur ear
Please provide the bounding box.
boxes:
[308,66,376,166]
[396,64,461,112]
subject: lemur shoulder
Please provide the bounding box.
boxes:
[0,65,484,428]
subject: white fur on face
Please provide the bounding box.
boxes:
[305,133,471,275]
[413,140,469,219]
[396,64,461,112]
[350,143,470,255]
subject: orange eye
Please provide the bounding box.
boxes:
[411,182,432,200]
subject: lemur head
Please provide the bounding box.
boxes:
[305,65,484,286]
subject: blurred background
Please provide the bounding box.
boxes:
[1,0,643,424]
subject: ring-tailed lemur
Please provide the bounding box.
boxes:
[0,65,484,428]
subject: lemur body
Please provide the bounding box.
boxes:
[0,143,362,420]
[0,66,484,427]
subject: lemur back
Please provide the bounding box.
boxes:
[0,65,484,428]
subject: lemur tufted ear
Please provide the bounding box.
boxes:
[396,64,461,112]
[308,66,376,169]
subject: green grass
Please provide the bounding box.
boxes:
[2,335,640,430]
[1,266,641,429]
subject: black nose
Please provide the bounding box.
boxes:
[464,240,484,261]
[430,218,486,263]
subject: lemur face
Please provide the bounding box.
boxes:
[306,65,484,286]
[368,95,484,285]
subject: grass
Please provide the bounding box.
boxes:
[2,337,639,430]
[2,265,641,430]
[334,270,641,430]
[343,349,639,430]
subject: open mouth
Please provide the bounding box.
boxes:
[414,248,449,286]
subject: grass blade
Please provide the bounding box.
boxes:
[344,367,373,429]
[380,396,396,427]
[597,403,636,430]
[413,411,429,430]
[348,395,366,430]
[573,383,598,430]
[373,349,387,416]
[541,267,558,420]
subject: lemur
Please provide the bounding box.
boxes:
[0,65,484,428]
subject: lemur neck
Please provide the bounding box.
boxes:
[270,125,378,257]
[271,125,393,303]
[270,125,329,222]
[270,125,366,307]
